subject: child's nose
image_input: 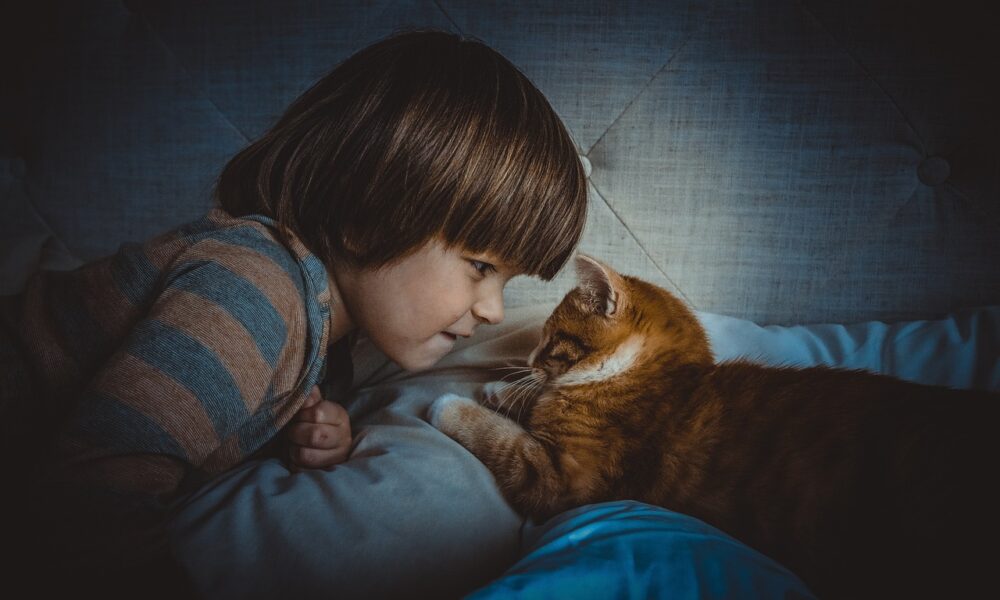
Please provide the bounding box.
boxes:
[473,288,504,325]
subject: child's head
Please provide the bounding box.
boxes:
[215,29,587,281]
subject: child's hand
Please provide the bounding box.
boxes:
[286,385,352,471]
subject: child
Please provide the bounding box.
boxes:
[1,29,587,588]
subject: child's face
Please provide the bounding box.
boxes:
[332,237,520,371]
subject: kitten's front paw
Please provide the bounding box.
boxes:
[479,381,505,410]
[428,393,478,432]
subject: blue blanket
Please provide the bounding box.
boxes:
[468,501,815,599]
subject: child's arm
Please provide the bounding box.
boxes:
[28,246,308,569]
[49,256,302,481]
[284,385,352,471]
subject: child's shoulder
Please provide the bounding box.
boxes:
[144,208,320,308]
[155,208,296,264]
[169,208,291,255]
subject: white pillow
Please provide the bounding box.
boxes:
[697,307,999,390]
[169,303,1000,598]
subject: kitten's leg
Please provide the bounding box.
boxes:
[429,394,567,518]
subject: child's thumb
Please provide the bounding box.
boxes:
[302,385,324,409]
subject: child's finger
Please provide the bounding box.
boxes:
[290,444,351,470]
[296,398,349,426]
[286,421,350,450]
[298,385,324,412]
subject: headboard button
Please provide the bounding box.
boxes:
[917,156,951,186]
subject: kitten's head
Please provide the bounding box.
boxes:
[528,254,712,386]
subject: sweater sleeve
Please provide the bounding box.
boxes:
[52,242,309,498]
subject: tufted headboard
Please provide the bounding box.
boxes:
[3,0,998,325]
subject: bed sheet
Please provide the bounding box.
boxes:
[169,303,1000,598]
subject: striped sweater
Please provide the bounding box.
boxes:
[2,208,334,502]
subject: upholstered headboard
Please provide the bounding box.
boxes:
[3,0,998,324]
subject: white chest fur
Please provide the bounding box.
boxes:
[557,335,645,385]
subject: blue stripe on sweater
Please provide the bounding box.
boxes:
[75,390,188,458]
[168,261,288,369]
[299,253,328,295]
[127,318,251,442]
[185,224,308,304]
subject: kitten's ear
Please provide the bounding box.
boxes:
[574,254,619,317]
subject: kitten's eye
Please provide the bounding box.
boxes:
[469,260,496,276]
[550,351,573,364]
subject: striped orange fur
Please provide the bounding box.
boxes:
[432,254,1000,599]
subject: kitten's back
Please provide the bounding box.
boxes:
[532,256,1000,598]
[651,361,999,598]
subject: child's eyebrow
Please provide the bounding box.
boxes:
[459,247,523,277]
[480,257,520,278]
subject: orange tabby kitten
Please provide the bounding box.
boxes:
[430,254,999,599]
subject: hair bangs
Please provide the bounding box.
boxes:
[424,55,588,280]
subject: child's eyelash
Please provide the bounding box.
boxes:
[470,260,496,276]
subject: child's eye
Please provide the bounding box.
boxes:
[469,260,496,276]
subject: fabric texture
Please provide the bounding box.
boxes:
[697,307,1000,391]
[466,501,817,600]
[2,208,333,511]
[169,302,1000,598]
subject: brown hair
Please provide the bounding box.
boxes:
[215,29,587,280]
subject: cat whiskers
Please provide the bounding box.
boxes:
[489,364,532,378]
[491,369,545,421]
[489,365,535,403]
[493,366,530,385]
[491,377,528,416]
[514,372,545,423]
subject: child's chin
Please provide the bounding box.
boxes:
[394,349,446,372]
[400,360,439,372]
